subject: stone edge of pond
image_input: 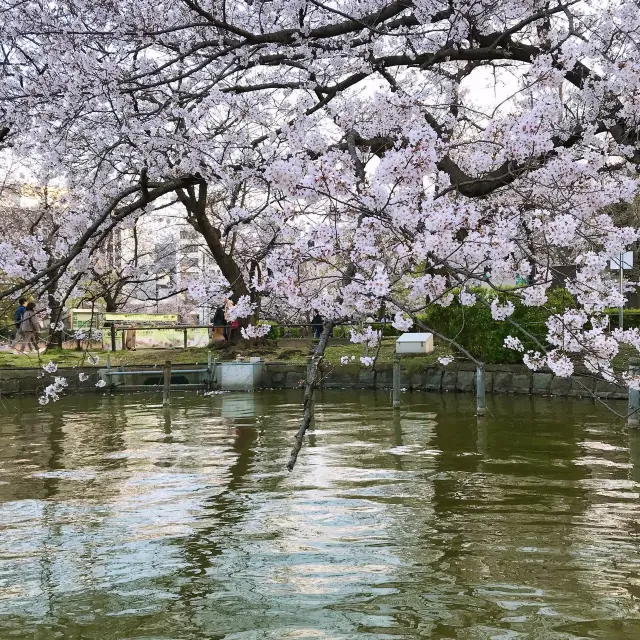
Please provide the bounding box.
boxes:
[0,362,628,399]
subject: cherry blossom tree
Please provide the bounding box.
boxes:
[2,0,640,465]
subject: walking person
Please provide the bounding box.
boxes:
[311,309,323,339]
[224,298,237,341]
[11,297,27,348]
[125,328,137,351]
[212,306,226,342]
[17,302,41,354]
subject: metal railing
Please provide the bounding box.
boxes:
[102,353,216,404]
[101,322,361,351]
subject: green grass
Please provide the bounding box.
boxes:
[4,337,632,372]
[0,338,452,369]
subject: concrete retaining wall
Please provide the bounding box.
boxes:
[262,363,628,399]
[0,361,629,400]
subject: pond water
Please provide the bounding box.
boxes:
[0,390,639,639]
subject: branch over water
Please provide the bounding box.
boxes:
[286,321,334,472]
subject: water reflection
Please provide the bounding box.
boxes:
[0,391,638,639]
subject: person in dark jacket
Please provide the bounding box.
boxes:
[211,306,226,342]
[14,297,27,330]
[11,298,27,347]
[311,310,323,339]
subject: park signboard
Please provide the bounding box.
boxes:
[103,312,178,325]
[69,308,101,330]
[103,312,208,349]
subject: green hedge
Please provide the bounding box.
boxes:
[606,309,640,330]
[263,287,640,364]
[416,287,575,364]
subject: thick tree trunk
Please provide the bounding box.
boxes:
[46,278,62,349]
[286,321,334,472]
[176,182,256,336]
[104,294,118,313]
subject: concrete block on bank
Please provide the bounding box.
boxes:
[323,369,350,388]
[0,371,19,395]
[456,370,475,392]
[376,368,393,388]
[218,362,264,391]
[484,371,494,393]
[493,372,513,394]
[550,376,572,396]
[594,380,617,398]
[285,371,303,389]
[358,370,376,388]
[425,368,443,391]
[571,376,595,397]
[410,373,425,390]
[512,374,532,394]
[15,370,41,394]
[532,373,553,395]
[269,371,285,387]
[442,370,458,391]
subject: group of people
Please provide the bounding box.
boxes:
[209,302,325,342]
[210,299,239,342]
[12,297,42,353]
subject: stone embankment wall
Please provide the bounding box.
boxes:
[262,362,627,399]
[0,362,628,399]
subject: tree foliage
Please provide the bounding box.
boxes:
[1,0,640,392]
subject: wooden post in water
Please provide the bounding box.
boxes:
[393,354,401,409]
[105,354,112,391]
[110,323,116,352]
[207,351,214,389]
[628,358,640,427]
[183,328,188,349]
[476,364,486,416]
[163,360,172,406]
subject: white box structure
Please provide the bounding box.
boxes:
[395,333,434,354]
[218,361,264,391]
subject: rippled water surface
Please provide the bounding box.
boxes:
[1,390,640,639]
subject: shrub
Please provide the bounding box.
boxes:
[606,309,640,330]
[418,287,573,364]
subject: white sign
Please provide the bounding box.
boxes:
[610,252,633,270]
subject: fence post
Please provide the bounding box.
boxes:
[628,358,640,427]
[110,323,116,352]
[105,354,111,390]
[163,360,172,406]
[393,354,401,409]
[183,327,188,349]
[476,364,486,416]
[207,351,213,389]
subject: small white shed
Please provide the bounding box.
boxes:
[395,332,434,354]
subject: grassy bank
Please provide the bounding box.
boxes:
[1,337,635,373]
[0,338,449,370]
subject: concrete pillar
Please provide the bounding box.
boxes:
[476,364,486,416]
[628,358,640,427]
[163,360,172,406]
[393,354,401,409]
[207,351,214,389]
